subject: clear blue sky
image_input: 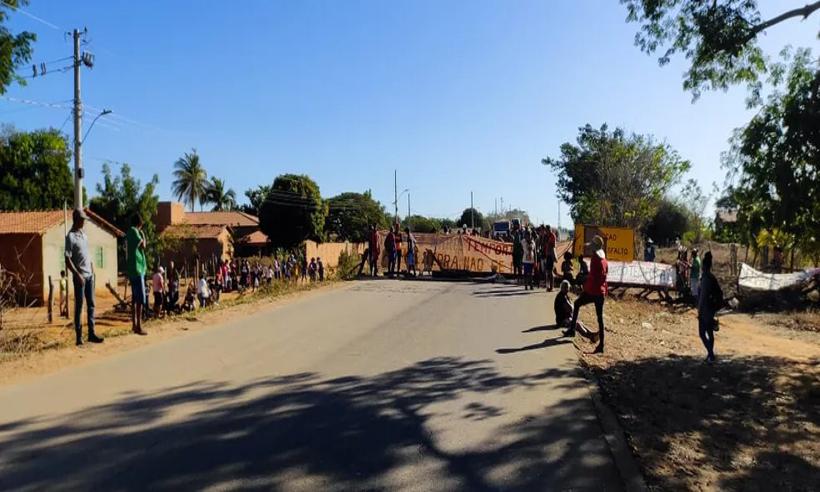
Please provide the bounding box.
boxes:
[3,1,817,226]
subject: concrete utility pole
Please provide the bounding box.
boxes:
[407,192,410,221]
[394,169,398,222]
[470,191,474,229]
[72,29,83,209]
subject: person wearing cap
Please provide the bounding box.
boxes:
[126,213,148,335]
[152,265,166,318]
[644,238,656,262]
[64,209,104,345]
[563,235,608,353]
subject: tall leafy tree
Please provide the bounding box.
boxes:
[205,177,236,211]
[458,208,484,230]
[724,49,820,264]
[89,163,160,268]
[172,149,208,211]
[259,174,327,249]
[324,191,389,242]
[0,128,73,210]
[240,184,271,216]
[402,215,441,233]
[0,1,36,95]
[622,0,820,101]
[543,124,690,229]
[643,197,691,246]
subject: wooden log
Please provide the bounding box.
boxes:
[47,275,53,323]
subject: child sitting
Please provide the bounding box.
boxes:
[560,252,574,284]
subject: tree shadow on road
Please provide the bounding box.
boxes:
[586,354,819,491]
[0,356,621,491]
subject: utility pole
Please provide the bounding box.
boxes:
[72,28,83,209]
[407,192,410,221]
[495,198,497,216]
[393,169,398,223]
[470,191,474,229]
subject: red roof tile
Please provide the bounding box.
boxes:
[182,211,258,227]
[0,209,124,237]
[161,224,228,239]
[238,230,269,246]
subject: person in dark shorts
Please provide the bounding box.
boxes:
[563,236,608,354]
[698,251,723,362]
[544,225,557,291]
[125,213,147,336]
[512,225,523,284]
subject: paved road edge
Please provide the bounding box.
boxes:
[579,363,649,492]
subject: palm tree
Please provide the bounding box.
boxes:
[206,177,237,211]
[172,149,208,211]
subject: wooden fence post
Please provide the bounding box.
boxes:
[47,275,53,323]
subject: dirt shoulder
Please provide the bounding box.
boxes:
[0,281,344,387]
[574,297,819,491]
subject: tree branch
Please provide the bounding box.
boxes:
[747,1,820,41]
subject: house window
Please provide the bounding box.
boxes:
[95,246,105,269]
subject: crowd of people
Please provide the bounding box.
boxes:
[62,209,328,346]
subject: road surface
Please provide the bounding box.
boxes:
[0,280,621,491]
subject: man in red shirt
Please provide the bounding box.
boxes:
[545,225,557,291]
[368,224,381,276]
[563,235,608,353]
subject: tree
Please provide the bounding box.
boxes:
[622,0,820,101]
[324,191,390,242]
[679,179,711,243]
[0,128,73,210]
[458,208,484,230]
[0,2,36,95]
[89,163,160,269]
[258,174,327,249]
[172,149,208,211]
[542,124,690,229]
[205,177,236,211]
[402,215,441,233]
[240,184,271,216]
[643,197,691,246]
[723,49,820,265]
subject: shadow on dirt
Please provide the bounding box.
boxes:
[586,354,819,491]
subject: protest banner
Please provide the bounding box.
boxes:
[605,260,676,289]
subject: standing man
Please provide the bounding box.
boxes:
[126,213,148,336]
[690,248,701,300]
[698,251,723,362]
[511,223,523,284]
[368,224,381,277]
[644,238,656,262]
[545,225,557,292]
[563,235,608,354]
[385,227,396,276]
[64,209,104,345]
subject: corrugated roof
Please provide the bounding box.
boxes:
[183,211,258,227]
[0,209,124,237]
[161,224,228,239]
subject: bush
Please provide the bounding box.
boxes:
[336,249,361,280]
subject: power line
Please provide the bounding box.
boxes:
[0,95,71,109]
[1,1,62,30]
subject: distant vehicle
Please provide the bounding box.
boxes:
[510,218,522,230]
[492,220,510,238]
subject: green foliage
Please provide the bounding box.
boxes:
[0,2,36,95]
[89,163,160,269]
[643,198,690,246]
[402,215,441,233]
[724,49,820,264]
[439,217,457,231]
[241,184,271,216]
[458,207,484,229]
[335,249,361,280]
[543,124,690,229]
[205,177,236,211]
[172,149,208,212]
[0,128,73,210]
[621,0,820,102]
[259,174,327,250]
[324,191,390,242]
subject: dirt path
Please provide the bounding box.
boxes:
[574,297,819,491]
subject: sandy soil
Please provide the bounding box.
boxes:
[574,296,819,491]
[0,281,342,387]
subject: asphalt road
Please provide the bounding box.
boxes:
[0,279,621,491]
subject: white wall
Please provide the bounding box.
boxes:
[42,220,119,298]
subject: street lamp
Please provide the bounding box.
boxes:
[81,108,112,144]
